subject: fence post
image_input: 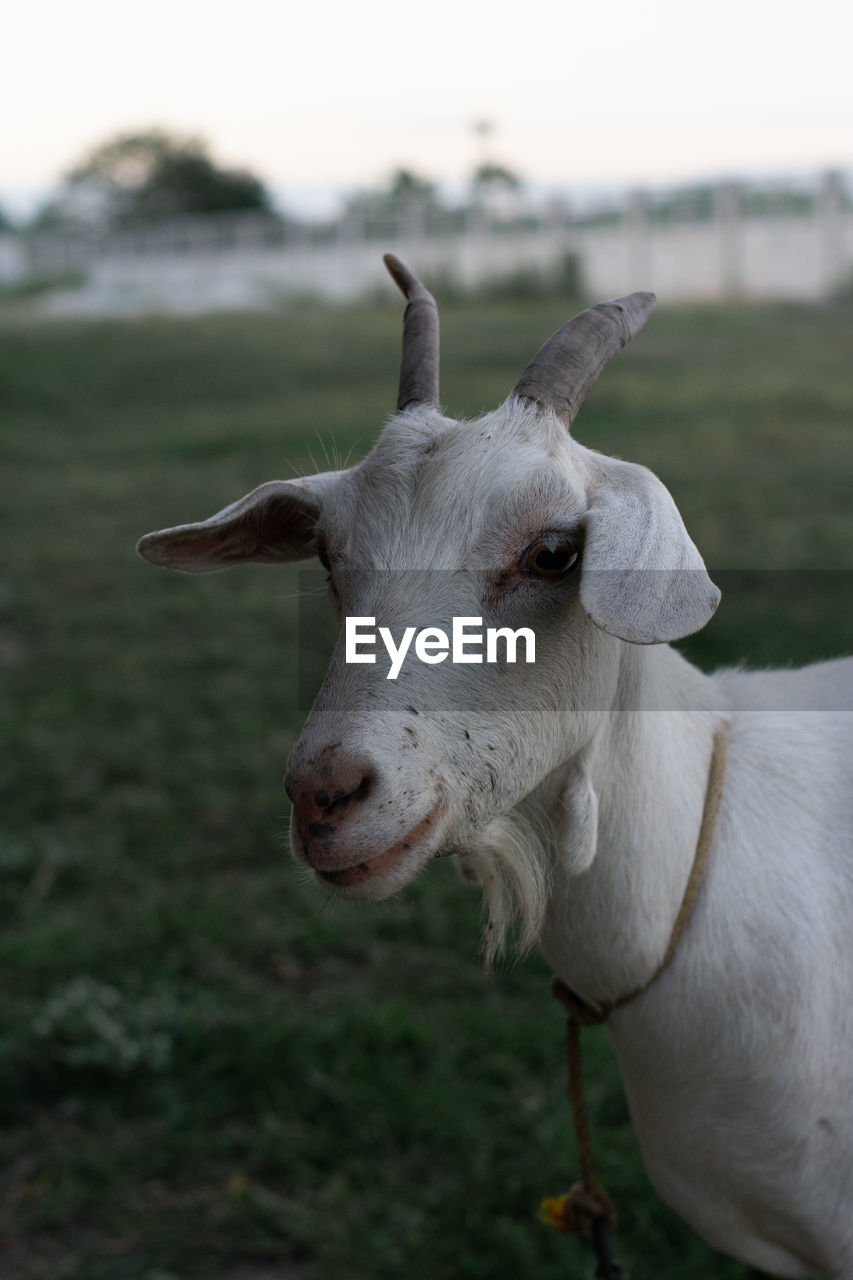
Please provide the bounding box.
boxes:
[714,181,741,298]
[338,210,364,245]
[817,170,845,297]
[402,197,427,243]
[626,190,651,288]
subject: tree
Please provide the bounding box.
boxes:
[47,129,272,228]
[344,167,440,221]
[472,162,522,193]
[470,161,524,221]
[385,168,436,205]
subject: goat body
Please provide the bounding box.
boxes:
[531,648,853,1277]
[138,261,853,1277]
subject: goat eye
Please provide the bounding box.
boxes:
[316,543,331,572]
[525,537,579,579]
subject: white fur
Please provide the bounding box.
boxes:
[139,395,853,1277]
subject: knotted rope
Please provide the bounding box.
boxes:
[541,727,728,1279]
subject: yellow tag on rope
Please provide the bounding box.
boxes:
[540,1183,616,1237]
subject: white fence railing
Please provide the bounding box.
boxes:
[8,171,852,316]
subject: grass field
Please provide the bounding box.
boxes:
[1,290,851,1280]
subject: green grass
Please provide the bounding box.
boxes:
[1,293,851,1280]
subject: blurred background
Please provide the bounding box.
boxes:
[1,2,851,1278]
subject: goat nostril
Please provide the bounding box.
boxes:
[353,774,373,802]
[318,772,374,814]
[286,763,377,821]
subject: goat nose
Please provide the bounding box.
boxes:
[285,749,377,841]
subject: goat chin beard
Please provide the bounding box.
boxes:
[290,791,549,968]
[302,802,549,969]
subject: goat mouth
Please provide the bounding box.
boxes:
[315,802,444,888]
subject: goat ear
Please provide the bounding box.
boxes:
[137,471,343,573]
[580,459,720,644]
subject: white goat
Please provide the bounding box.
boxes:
[138,256,853,1278]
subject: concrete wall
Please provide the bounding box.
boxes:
[0,235,27,285]
[30,176,853,317]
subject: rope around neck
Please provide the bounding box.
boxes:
[541,726,728,1278]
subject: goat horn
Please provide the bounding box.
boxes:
[511,292,657,427]
[384,253,440,411]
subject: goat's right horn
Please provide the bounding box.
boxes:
[511,291,656,428]
[384,253,440,411]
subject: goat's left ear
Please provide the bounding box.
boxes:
[580,458,720,644]
[137,471,344,573]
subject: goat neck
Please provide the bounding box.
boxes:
[536,641,726,1007]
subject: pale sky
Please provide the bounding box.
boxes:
[3,0,851,216]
